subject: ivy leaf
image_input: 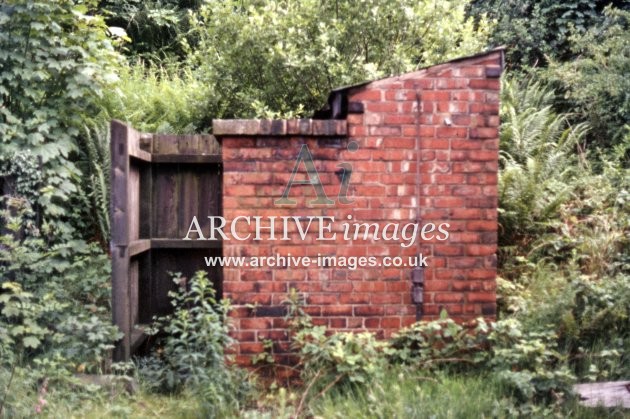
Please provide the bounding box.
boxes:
[22,336,41,349]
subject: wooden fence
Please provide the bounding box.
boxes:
[110,120,222,361]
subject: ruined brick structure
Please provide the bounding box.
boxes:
[213,48,503,366]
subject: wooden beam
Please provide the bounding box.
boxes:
[151,238,223,249]
[574,381,630,408]
[110,120,131,362]
[128,239,151,257]
[151,154,222,164]
[129,148,152,163]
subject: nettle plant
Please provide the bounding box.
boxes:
[141,271,232,391]
[139,271,250,417]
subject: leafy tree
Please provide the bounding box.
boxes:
[546,7,630,148]
[0,0,119,240]
[467,0,628,67]
[98,0,203,59]
[180,0,493,119]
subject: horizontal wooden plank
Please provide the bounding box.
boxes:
[129,239,151,257]
[129,238,223,253]
[150,238,223,249]
[574,381,630,408]
[129,146,152,162]
[151,154,222,164]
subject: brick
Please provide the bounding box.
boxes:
[381,317,401,328]
[424,280,451,292]
[467,269,496,280]
[451,139,481,150]
[433,197,465,208]
[434,293,464,303]
[372,294,402,304]
[353,161,388,172]
[340,293,371,304]
[354,306,385,316]
[469,151,497,161]
[453,185,481,196]
[467,221,496,231]
[227,282,256,293]
[420,139,449,149]
[436,127,467,138]
[240,342,265,354]
[257,330,289,340]
[467,293,495,303]
[241,318,272,330]
[486,116,500,127]
[452,281,482,292]
[321,305,353,316]
[312,120,338,136]
[329,318,347,328]
[383,137,416,148]
[470,128,498,139]
[307,294,339,305]
[455,66,485,77]
[352,89,383,101]
[384,89,416,101]
[365,318,381,328]
[436,78,468,89]
[469,79,500,90]
[437,101,468,114]
[448,257,481,268]
[423,91,450,101]
[465,245,496,256]
[434,245,463,256]
[365,102,399,113]
[485,66,502,78]
[470,103,500,115]
[369,126,401,136]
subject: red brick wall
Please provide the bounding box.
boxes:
[213,49,503,366]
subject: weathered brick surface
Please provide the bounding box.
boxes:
[214,49,503,367]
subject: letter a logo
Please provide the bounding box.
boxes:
[275,144,334,205]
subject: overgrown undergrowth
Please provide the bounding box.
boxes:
[1,0,629,417]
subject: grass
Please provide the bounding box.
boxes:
[308,368,628,419]
[235,367,629,419]
[4,366,628,418]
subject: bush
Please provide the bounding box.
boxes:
[286,292,576,408]
[0,208,119,373]
[184,0,493,119]
[391,316,575,403]
[505,267,630,380]
[284,290,389,393]
[294,327,389,388]
[0,0,120,240]
[545,7,630,148]
[389,314,490,371]
[138,271,250,416]
[467,0,611,67]
[0,207,120,415]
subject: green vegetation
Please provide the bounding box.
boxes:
[1,0,629,417]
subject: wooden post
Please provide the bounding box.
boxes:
[111,120,131,362]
